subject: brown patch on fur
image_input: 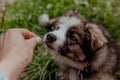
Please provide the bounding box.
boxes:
[50,50,88,71]
[85,24,108,52]
[67,45,86,61]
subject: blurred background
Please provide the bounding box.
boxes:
[0,0,120,80]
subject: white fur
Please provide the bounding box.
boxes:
[58,16,81,27]
[39,14,49,26]
[44,16,81,50]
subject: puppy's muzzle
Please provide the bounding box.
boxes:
[46,33,56,43]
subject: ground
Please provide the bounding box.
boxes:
[0,0,120,80]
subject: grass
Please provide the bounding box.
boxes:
[0,0,120,80]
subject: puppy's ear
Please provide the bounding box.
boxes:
[84,24,108,52]
[39,14,59,28]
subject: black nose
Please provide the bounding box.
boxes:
[46,33,56,43]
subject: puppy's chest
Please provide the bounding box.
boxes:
[69,69,79,80]
[58,64,91,80]
[59,68,78,80]
[58,66,85,80]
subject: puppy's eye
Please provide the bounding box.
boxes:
[68,32,77,44]
[56,25,60,30]
[71,35,77,41]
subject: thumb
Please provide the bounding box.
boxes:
[27,36,41,49]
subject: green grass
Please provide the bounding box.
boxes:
[0,0,120,80]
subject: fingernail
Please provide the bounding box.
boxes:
[35,36,41,43]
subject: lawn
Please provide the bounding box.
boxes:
[0,0,120,80]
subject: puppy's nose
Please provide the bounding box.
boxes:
[46,33,56,43]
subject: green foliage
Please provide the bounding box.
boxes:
[21,45,58,80]
[0,0,120,80]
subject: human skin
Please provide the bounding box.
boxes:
[0,28,41,80]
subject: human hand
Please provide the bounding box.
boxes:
[0,28,41,80]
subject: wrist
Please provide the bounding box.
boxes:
[0,57,25,80]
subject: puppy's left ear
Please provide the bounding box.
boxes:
[84,24,108,52]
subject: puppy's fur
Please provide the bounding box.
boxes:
[41,10,118,80]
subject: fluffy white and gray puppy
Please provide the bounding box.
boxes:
[39,9,118,80]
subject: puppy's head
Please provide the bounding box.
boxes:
[43,10,107,68]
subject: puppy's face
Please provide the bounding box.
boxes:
[44,16,86,61]
[44,10,107,63]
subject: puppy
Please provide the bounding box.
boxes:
[40,9,118,80]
